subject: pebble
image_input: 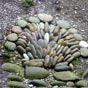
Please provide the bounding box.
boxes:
[49,24,55,33]
[79,41,88,48]
[40,22,44,30]
[28,16,40,23]
[80,48,88,57]
[17,20,27,28]
[23,53,29,60]
[73,34,83,41]
[7,33,18,42]
[7,81,27,88]
[5,41,16,50]
[12,26,22,33]
[25,67,49,79]
[57,20,70,29]
[38,13,53,22]
[53,71,80,81]
[68,28,78,34]
[44,33,49,44]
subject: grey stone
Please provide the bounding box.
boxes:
[5,41,16,50]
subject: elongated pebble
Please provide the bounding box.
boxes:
[67,41,79,46]
[52,56,58,67]
[67,56,74,63]
[56,46,64,55]
[62,31,69,38]
[57,55,64,63]
[53,44,58,50]
[71,48,79,54]
[70,45,80,50]
[64,54,72,61]
[44,55,50,68]
[65,48,71,55]
[72,52,80,58]
[62,46,69,54]
[44,22,49,32]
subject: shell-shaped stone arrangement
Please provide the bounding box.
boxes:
[3,13,88,88]
[4,13,88,69]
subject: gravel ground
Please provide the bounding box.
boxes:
[0,0,88,87]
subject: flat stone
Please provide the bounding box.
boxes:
[17,20,27,27]
[28,16,40,23]
[68,28,77,33]
[7,81,27,88]
[38,39,47,48]
[1,63,22,73]
[29,80,47,87]
[73,34,83,41]
[80,48,88,57]
[23,60,43,67]
[7,74,23,82]
[53,71,80,81]
[57,20,70,29]
[76,80,87,87]
[79,41,88,48]
[50,80,66,86]
[38,13,53,22]
[12,26,22,33]
[7,33,18,41]
[5,41,16,50]
[25,67,49,79]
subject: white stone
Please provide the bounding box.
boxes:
[23,53,29,60]
[79,41,88,48]
[44,33,49,44]
[40,22,44,30]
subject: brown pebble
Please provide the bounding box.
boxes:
[49,48,54,56]
[57,53,64,63]
[65,34,74,40]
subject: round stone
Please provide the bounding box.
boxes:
[73,34,83,41]
[38,13,53,22]
[7,33,18,41]
[79,41,88,48]
[28,16,40,23]
[37,39,47,48]
[57,20,70,29]
[80,48,88,57]
[5,41,16,50]
[12,26,22,33]
[17,20,27,27]
[68,28,77,33]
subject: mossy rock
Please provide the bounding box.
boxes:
[7,74,23,82]
[7,81,27,88]
[76,80,87,87]
[50,80,66,86]
[29,80,47,87]
[1,63,22,73]
[53,71,80,81]
[25,67,49,79]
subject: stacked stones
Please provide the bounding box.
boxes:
[2,13,88,88]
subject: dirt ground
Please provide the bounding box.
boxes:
[0,0,88,87]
